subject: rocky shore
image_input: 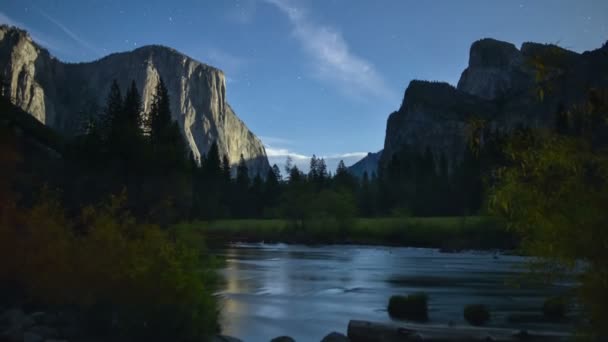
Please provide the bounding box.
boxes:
[0,307,573,342]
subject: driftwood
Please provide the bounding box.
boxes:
[347,320,571,342]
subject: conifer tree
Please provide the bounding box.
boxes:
[236,154,249,190]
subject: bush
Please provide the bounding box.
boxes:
[0,191,219,341]
[464,304,490,326]
[387,293,428,321]
[543,297,567,321]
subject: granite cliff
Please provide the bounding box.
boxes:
[381,38,608,170]
[0,25,269,175]
[348,150,382,178]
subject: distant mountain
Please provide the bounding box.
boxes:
[381,38,608,170]
[348,150,382,178]
[0,25,270,176]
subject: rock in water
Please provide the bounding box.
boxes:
[0,25,269,176]
[270,336,295,342]
[321,332,350,342]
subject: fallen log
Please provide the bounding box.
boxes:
[347,320,571,342]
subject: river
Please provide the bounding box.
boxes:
[216,243,573,341]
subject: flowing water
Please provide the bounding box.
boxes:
[216,243,573,341]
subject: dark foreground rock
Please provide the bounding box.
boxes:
[1,307,242,342]
[321,332,350,342]
[270,336,295,342]
[213,335,243,342]
[347,320,571,342]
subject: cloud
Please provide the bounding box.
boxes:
[263,134,368,174]
[263,0,395,100]
[225,0,258,24]
[34,7,100,56]
[265,147,308,160]
[0,11,59,51]
[205,47,248,75]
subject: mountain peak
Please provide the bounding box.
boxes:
[0,25,269,176]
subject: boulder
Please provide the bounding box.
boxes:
[28,313,46,325]
[270,336,295,342]
[387,293,429,322]
[321,332,350,342]
[463,304,491,326]
[23,332,43,342]
[27,326,58,338]
[212,335,243,342]
[1,309,34,330]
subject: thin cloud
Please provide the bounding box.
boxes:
[35,7,101,56]
[265,147,308,160]
[263,0,395,101]
[206,47,248,75]
[260,136,294,146]
[0,11,61,52]
[225,0,258,24]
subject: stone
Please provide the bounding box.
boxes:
[212,335,243,342]
[270,336,295,342]
[320,332,350,342]
[23,332,43,342]
[28,326,58,338]
[28,312,46,325]
[1,309,34,330]
[0,25,270,176]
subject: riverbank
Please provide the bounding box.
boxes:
[173,216,518,250]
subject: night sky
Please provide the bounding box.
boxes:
[1,0,607,171]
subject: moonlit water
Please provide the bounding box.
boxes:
[216,244,572,341]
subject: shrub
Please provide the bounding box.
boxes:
[387,293,428,321]
[543,297,567,321]
[464,304,490,326]
[0,191,219,341]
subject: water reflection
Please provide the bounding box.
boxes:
[217,244,571,341]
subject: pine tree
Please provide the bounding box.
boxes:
[236,154,249,189]
[147,79,172,148]
[222,155,232,182]
[123,80,142,133]
[272,164,282,182]
[103,80,123,142]
[204,142,222,179]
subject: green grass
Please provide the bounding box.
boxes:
[172,216,517,250]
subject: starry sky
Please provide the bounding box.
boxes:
[1,0,607,172]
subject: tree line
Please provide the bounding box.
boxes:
[58,77,507,224]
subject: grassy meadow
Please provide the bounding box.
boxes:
[172,216,517,251]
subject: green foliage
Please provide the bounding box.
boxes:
[490,90,608,336]
[181,216,511,249]
[0,190,219,341]
[387,293,429,322]
[542,296,567,321]
[463,304,491,326]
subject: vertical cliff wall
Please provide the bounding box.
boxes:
[0,25,270,176]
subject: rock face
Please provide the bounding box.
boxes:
[0,25,270,175]
[381,38,608,170]
[348,150,382,178]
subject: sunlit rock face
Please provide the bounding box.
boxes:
[381,37,608,171]
[0,25,269,176]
